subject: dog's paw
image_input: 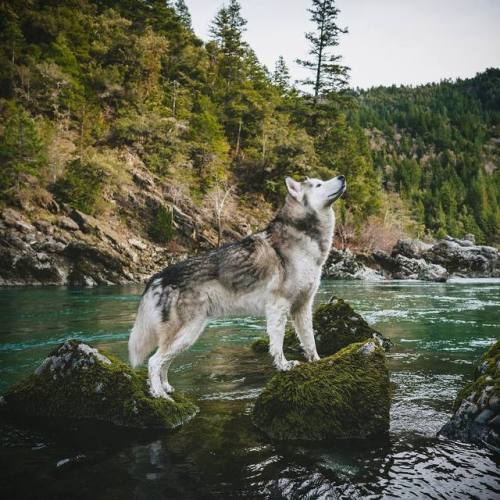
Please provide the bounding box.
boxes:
[149,386,174,400]
[306,352,320,362]
[279,359,301,371]
[162,382,175,394]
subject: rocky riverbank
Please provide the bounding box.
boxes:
[1,168,498,287]
[439,340,499,453]
[0,162,260,286]
[324,235,499,282]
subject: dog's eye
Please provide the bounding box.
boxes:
[316,183,321,188]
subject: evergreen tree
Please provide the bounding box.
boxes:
[0,107,46,198]
[210,0,247,60]
[0,0,496,245]
[272,56,291,94]
[297,0,349,104]
[175,0,192,29]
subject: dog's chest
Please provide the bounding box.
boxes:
[285,246,323,292]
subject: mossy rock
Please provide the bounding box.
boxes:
[439,340,500,452]
[252,339,391,441]
[0,340,198,429]
[251,297,388,356]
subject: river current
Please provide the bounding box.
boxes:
[0,279,499,498]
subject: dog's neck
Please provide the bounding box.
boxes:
[266,196,335,264]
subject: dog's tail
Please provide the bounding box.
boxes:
[128,287,162,368]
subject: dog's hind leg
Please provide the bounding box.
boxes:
[150,316,207,398]
[291,297,320,362]
[148,349,172,399]
[266,301,300,371]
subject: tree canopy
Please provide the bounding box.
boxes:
[0,0,497,244]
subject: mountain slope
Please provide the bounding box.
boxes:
[352,69,500,243]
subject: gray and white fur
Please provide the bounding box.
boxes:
[129,175,346,398]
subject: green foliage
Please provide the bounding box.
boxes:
[1,0,497,245]
[0,104,46,199]
[174,0,192,29]
[53,157,106,214]
[112,112,183,176]
[272,56,291,94]
[296,0,349,99]
[353,69,500,243]
[149,206,174,243]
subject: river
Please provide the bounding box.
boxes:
[0,279,499,498]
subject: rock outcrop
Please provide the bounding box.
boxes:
[373,250,449,282]
[251,297,390,356]
[0,340,198,429]
[0,161,258,286]
[439,340,499,453]
[324,248,383,281]
[325,236,498,282]
[252,339,391,441]
[423,237,499,278]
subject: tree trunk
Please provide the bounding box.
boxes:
[235,119,242,156]
[217,212,222,247]
[314,15,326,107]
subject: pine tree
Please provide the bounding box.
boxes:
[297,0,349,104]
[210,0,247,59]
[272,56,291,94]
[175,0,192,29]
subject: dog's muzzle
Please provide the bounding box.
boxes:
[327,180,346,204]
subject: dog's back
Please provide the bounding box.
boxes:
[129,233,281,367]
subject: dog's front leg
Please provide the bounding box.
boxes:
[266,301,300,371]
[292,298,320,362]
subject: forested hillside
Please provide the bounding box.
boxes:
[0,0,498,253]
[352,70,500,243]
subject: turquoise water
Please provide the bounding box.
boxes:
[0,279,499,498]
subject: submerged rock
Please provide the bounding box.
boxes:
[252,339,391,441]
[252,297,389,356]
[1,340,198,429]
[439,340,500,452]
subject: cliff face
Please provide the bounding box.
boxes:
[0,158,268,287]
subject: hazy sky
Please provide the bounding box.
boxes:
[184,0,500,89]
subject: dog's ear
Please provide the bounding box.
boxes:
[285,177,301,200]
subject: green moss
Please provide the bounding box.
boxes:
[453,340,500,412]
[252,340,391,441]
[251,337,272,354]
[251,297,381,357]
[1,340,198,429]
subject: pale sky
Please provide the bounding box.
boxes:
[184,0,500,89]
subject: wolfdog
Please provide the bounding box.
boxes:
[129,175,346,398]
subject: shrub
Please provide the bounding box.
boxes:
[53,157,106,214]
[149,205,174,243]
[0,105,47,200]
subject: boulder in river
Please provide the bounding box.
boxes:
[252,339,391,441]
[252,297,390,356]
[373,250,449,282]
[323,248,383,281]
[423,237,499,278]
[0,340,198,429]
[439,340,499,453]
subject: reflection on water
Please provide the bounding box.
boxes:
[0,280,499,498]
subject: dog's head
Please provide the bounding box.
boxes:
[284,175,346,211]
